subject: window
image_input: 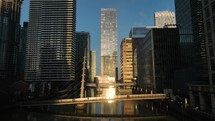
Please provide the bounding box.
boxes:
[209,46,214,57]
[211,60,215,71]
[207,32,212,44]
[205,7,210,17]
[212,73,215,85]
[212,1,215,14]
[206,19,211,30]
[213,16,215,28]
[204,0,209,5]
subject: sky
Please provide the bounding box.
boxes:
[21,0,175,75]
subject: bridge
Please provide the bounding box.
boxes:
[85,82,136,88]
[18,94,168,107]
[19,50,168,108]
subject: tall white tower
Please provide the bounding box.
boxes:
[100,8,118,77]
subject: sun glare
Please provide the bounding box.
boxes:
[106,86,115,99]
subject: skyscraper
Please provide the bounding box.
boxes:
[129,27,151,79]
[0,0,22,95]
[154,11,176,28]
[25,0,76,93]
[175,0,213,113]
[190,0,208,84]
[174,0,194,96]
[17,22,28,81]
[100,8,118,78]
[201,0,215,113]
[140,28,180,93]
[202,0,215,87]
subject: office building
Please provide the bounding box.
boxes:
[100,8,118,78]
[0,0,22,100]
[25,0,76,94]
[175,0,214,113]
[202,0,215,86]
[76,32,90,82]
[90,50,96,82]
[154,11,176,28]
[200,0,215,113]
[190,0,208,84]
[129,27,151,83]
[17,22,28,81]
[174,0,194,96]
[138,28,180,93]
[120,38,133,83]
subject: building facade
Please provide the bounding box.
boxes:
[154,11,176,28]
[76,32,90,82]
[175,0,215,113]
[0,0,22,98]
[100,8,118,78]
[202,0,215,86]
[174,0,214,113]
[120,38,133,83]
[25,0,76,94]
[129,27,151,79]
[17,22,28,81]
[139,28,180,93]
[90,50,96,82]
[201,0,215,113]
[174,0,194,96]
[0,0,22,81]
[190,0,208,84]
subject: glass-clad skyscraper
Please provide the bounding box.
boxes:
[25,0,76,84]
[0,0,22,101]
[0,0,22,82]
[139,28,180,93]
[76,32,90,85]
[129,27,151,79]
[100,8,118,77]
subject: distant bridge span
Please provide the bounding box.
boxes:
[85,82,136,88]
[18,94,168,107]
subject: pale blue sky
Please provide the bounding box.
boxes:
[21,0,175,75]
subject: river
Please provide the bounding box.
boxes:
[0,100,197,121]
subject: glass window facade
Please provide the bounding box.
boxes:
[138,28,180,93]
[25,0,76,82]
[202,0,215,86]
[100,8,118,77]
[0,0,22,82]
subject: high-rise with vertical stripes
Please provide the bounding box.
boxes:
[25,0,76,85]
[0,0,22,100]
[100,8,118,78]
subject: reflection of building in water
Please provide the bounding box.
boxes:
[88,102,96,114]
[101,102,118,114]
[123,101,135,115]
[95,75,116,98]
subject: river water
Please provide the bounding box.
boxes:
[0,100,196,121]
